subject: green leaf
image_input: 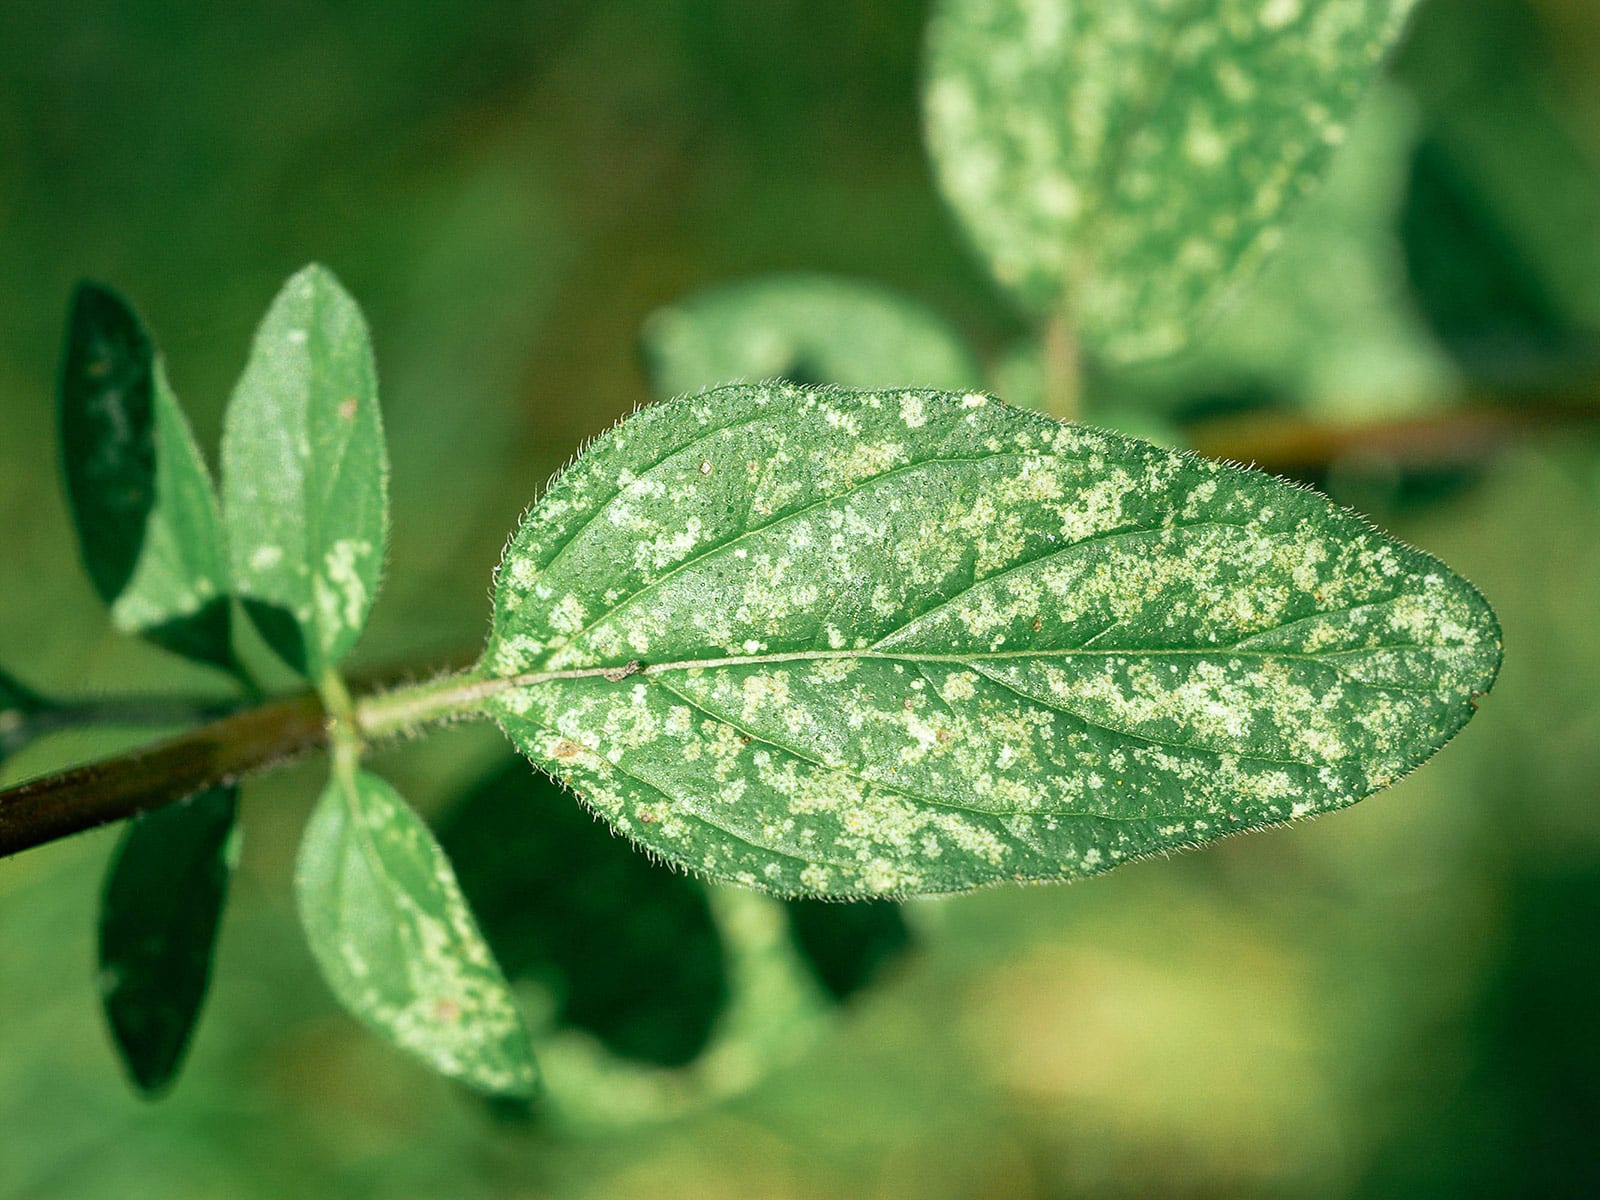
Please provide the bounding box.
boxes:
[294,767,537,1096]
[642,274,983,398]
[923,0,1418,362]
[221,264,388,677]
[439,760,728,1067]
[98,787,239,1097]
[485,383,1500,897]
[58,283,234,668]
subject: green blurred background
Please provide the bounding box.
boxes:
[3,1,1599,1195]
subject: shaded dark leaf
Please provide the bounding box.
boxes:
[58,283,234,669]
[439,760,729,1068]
[782,897,913,1002]
[59,282,156,604]
[1400,135,1600,385]
[98,787,239,1096]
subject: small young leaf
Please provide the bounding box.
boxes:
[221,265,388,677]
[294,767,537,1096]
[439,760,728,1067]
[485,383,1499,897]
[923,0,1418,362]
[98,787,239,1096]
[642,274,983,398]
[782,898,913,1002]
[58,283,233,668]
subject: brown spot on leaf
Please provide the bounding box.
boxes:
[552,739,582,759]
[338,397,358,420]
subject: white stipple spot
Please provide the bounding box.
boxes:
[484,383,1500,899]
[249,544,283,572]
[318,538,371,634]
[286,328,308,346]
[1262,0,1302,28]
[899,393,927,428]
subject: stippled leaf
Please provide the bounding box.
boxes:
[221,265,387,678]
[294,767,537,1096]
[440,760,728,1067]
[485,383,1499,897]
[58,283,233,668]
[923,0,1418,362]
[98,787,239,1096]
[642,274,982,398]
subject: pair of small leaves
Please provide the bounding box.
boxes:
[485,382,1499,898]
[62,269,526,1098]
[923,0,1420,363]
[59,266,388,680]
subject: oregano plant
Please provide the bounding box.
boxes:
[0,0,1501,1110]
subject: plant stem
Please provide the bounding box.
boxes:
[0,655,481,860]
[0,689,329,859]
[0,696,241,761]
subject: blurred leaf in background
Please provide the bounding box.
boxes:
[1394,0,1600,390]
[641,274,982,397]
[440,760,731,1069]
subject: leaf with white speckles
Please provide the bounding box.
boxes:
[294,768,538,1096]
[485,383,1499,898]
[58,283,234,669]
[221,264,388,677]
[642,274,983,398]
[924,0,1418,362]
